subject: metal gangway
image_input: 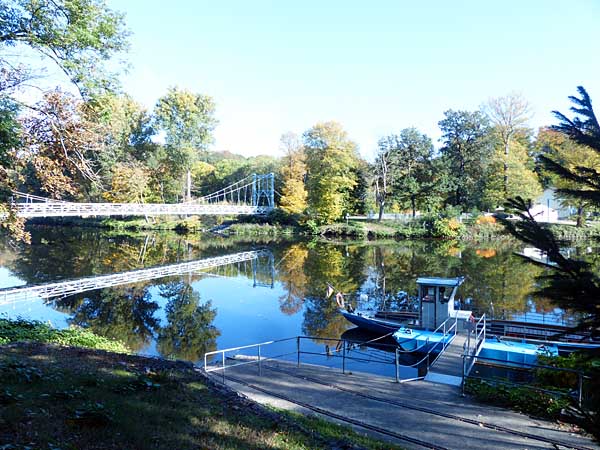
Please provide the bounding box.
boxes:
[11,173,275,219]
[203,315,460,384]
[0,250,270,305]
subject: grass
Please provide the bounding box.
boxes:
[0,320,403,449]
[0,318,129,353]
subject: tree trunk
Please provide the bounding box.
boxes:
[576,204,585,228]
[378,201,384,222]
[411,196,416,218]
[503,139,510,197]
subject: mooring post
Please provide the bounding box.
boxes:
[296,337,300,367]
[395,347,400,383]
[342,340,346,374]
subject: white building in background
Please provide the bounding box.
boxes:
[528,188,574,222]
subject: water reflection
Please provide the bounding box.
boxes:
[0,227,593,364]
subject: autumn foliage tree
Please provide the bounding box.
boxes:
[278,132,307,215]
[20,90,106,199]
[303,122,359,224]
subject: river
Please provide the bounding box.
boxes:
[0,226,589,376]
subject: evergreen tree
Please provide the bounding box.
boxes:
[503,87,600,338]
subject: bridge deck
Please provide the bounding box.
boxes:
[14,202,273,218]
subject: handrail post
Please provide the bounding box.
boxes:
[578,372,583,408]
[222,351,225,383]
[258,345,262,376]
[297,336,300,367]
[461,354,466,397]
[395,347,400,383]
[342,340,346,374]
[483,314,486,342]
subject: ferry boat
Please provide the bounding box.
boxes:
[339,276,471,331]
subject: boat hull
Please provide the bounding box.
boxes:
[392,328,454,353]
[340,310,405,334]
[479,339,559,367]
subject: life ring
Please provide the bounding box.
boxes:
[336,292,345,308]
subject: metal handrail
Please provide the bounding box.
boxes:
[203,318,462,384]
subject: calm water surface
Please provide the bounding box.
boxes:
[0,226,591,375]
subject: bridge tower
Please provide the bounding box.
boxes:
[252,173,275,208]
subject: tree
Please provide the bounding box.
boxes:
[102,163,150,203]
[153,87,217,201]
[373,145,391,221]
[502,86,600,339]
[484,93,532,196]
[481,135,542,209]
[0,96,27,241]
[378,128,434,217]
[20,90,106,199]
[303,121,359,224]
[0,0,129,98]
[278,132,307,215]
[438,110,494,209]
[535,128,600,226]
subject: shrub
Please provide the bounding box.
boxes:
[0,318,129,353]
[475,215,496,225]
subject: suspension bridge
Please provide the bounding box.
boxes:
[0,250,273,306]
[11,173,275,219]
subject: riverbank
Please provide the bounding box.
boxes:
[0,321,400,449]
[24,213,600,243]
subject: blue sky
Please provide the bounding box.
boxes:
[107,0,600,160]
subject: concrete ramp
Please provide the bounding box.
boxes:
[209,358,598,450]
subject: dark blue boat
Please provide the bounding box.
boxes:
[340,309,417,334]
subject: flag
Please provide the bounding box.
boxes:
[326,283,335,299]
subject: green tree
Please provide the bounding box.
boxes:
[438,110,494,209]
[303,121,359,224]
[0,0,129,98]
[153,87,217,201]
[378,128,434,217]
[278,132,307,215]
[0,97,27,241]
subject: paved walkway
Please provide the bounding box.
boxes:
[210,359,598,450]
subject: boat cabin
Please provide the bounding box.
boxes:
[417,277,469,330]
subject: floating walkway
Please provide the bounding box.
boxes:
[0,250,268,305]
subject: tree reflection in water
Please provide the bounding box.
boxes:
[55,284,160,352]
[157,281,219,361]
